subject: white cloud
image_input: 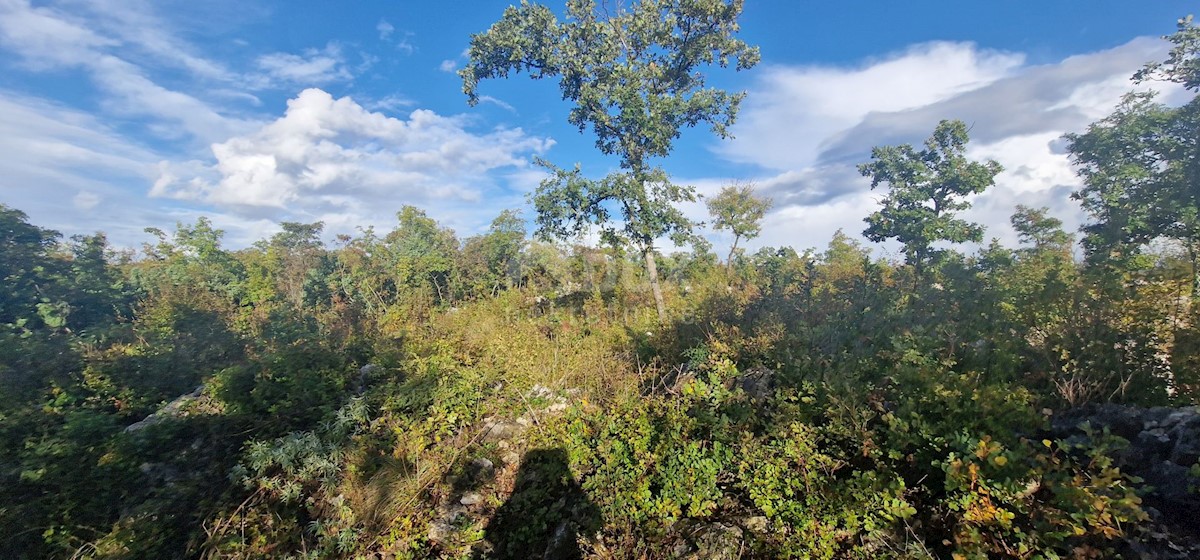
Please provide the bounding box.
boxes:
[0,0,115,69]
[0,92,183,246]
[367,94,416,113]
[68,0,237,82]
[377,19,394,40]
[395,34,416,56]
[0,0,252,145]
[722,42,1024,171]
[254,42,354,87]
[478,95,516,113]
[72,190,101,210]
[154,89,554,238]
[439,48,470,73]
[694,38,1178,258]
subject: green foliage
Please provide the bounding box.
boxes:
[938,430,1147,558]
[387,205,459,309]
[1067,92,1200,298]
[8,16,1200,556]
[706,182,772,266]
[0,204,67,331]
[1134,14,1200,90]
[462,0,759,320]
[860,119,1002,273]
[458,209,527,299]
[214,346,350,434]
[460,0,759,170]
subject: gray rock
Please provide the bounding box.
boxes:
[690,522,743,560]
[730,366,777,401]
[467,457,496,481]
[1169,417,1200,466]
[428,504,466,543]
[428,519,454,543]
[1138,428,1174,456]
[1048,403,1200,553]
[124,385,205,433]
[481,418,524,443]
[670,521,744,560]
[459,492,484,506]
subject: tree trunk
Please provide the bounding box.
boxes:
[644,246,667,322]
[725,236,741,273]
[1190,240,1200,301]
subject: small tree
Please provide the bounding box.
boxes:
[265,222,327,309]
[858,119,1002,277]
[460,209,527,297]
[460,0,759,320]
[386,206,459,306]
[706,182,772,269]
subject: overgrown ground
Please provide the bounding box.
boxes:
[3,203,1199,559]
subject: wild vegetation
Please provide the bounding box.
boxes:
[3,4,1200,560]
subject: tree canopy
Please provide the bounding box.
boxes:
[706,182,772,267]
[859,119,1002,274]
[461,0,759,320]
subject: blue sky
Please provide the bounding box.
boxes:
[0,0,1193,256]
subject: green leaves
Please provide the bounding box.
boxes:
[463,0,758,170]
[463,0,758,320]
[706,182,772,266]
[533,163,696,249]
[1134,14,1200,91]
[859,120,1001,272]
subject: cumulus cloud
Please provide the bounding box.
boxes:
[153,89,553,236]
[694,38,1177,257]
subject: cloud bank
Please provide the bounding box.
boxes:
[153,88,552,241]
[701,38,1178,256]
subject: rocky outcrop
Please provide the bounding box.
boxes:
[1050,404,1200,558]
[124,385,214,433]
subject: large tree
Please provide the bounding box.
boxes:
[858,119,1002,277]
[460,0,759,320]
[1068,16,1200,293]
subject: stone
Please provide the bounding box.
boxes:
[1138,428,1174,456]
[1169,416,1200,466]
[124,385,206,433]
[459,492,484,506]
[689,522,743,560]
[428,519,454,543]
[670,521,744,560]
[729,366,777,401]
[467,457,496,482]
[481,418,523,443]
[742,516,769,533]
